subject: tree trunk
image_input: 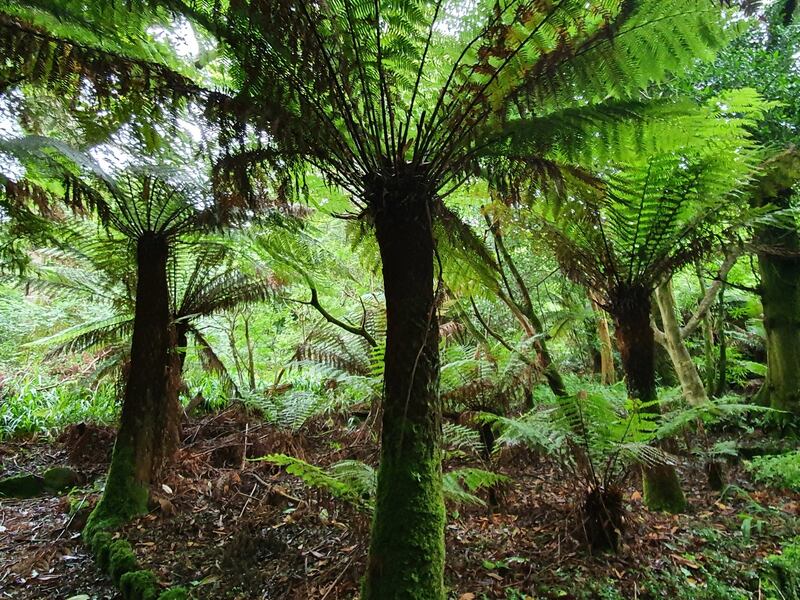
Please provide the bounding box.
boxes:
[591,296,616,385]
[363,192,445,600]
[86,233,181,535]
[485,214,567,398]
[176,323,189,375]
[655,280,708,406]
[757,248,800,418]
[611,287,686,514]
[656,280,726,489]
[713,284,728,397]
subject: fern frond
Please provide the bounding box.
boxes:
[442,467,509,507]
[442,422,485,455]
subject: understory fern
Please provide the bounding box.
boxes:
[260,454,507,509]
[485,384,671,487]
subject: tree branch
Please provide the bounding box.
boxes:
[300,287,377,347]
[680,245,743,338]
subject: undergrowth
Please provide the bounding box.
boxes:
[0,374,116,439]
[747,451,800,492]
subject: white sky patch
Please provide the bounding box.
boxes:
[0,92,24,139]
[148,16,200,59]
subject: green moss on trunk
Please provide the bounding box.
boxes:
[752,174,800,426]
[758,250,800,421]
[85,444,149,535]
[363,183,445,600]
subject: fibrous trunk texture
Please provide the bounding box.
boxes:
[363,189,445,600]
[86,233,181,534]
[655,280,708,406]
[582,486,624,553]
[612,286,686,514]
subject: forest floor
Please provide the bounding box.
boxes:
[1,407,798,600]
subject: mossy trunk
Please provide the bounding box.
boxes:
[757,248,800,420]
[86,233,181,534]
[363,190,445,600]
[611,286,686,514]
[655,280,708,406]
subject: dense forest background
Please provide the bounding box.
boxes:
[1,0,800,598]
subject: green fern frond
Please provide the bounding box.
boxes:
[442,467,509,507]
[442,422,485,455]
[257,453,367,505]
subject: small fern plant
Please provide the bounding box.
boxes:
[257,454,508,511]
[484,382,672,551]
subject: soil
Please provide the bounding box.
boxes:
[1,409,798,599]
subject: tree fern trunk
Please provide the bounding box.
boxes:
[176,323,189,375]
[363,192,445,600]
[86,233,181,535]
[612,286,686,514]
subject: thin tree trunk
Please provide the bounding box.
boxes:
[611,286,686,514]
[591,295,616,385]
[695,261,717,391]
[363,192,445,600]
[655,280,708,405]
[86,233,181,534]
[486,213,568,398]
[655,280,726,489]
[714,284,728,397]
[244,313,257,391]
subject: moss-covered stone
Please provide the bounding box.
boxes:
[0,473,45,498]
[95,538,114,572]
[88,530,113,558]
[119,569,159,600]
[42,467,81,492]
[108,539,138,584]
[643,464,687,513]
[157,587,189,600]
